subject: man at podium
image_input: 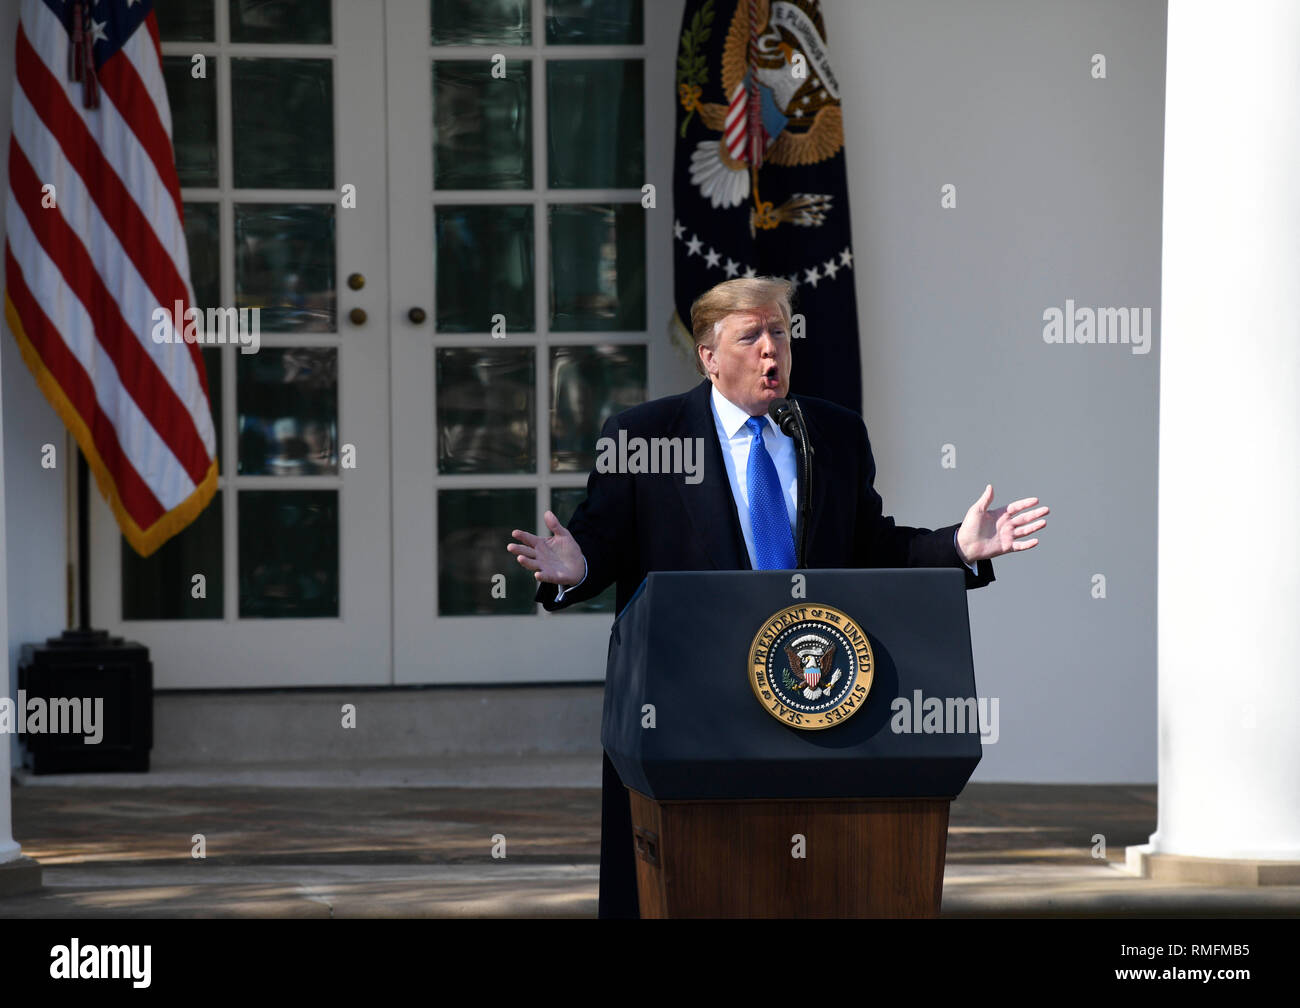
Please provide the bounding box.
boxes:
[508,276,1048,917]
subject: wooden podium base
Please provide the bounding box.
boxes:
[628,790,951,918]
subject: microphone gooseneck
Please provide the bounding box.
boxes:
[768,398,813,569]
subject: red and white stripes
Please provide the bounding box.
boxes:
[3,0,217,555]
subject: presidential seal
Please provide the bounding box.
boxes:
[748,604,873,730]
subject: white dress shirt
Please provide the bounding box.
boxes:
[710,384,798,568]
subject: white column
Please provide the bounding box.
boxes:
[0,0,20,867]
[0,316,20,865]
[1148,0,1300,866]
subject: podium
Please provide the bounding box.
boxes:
[602,569,984,918]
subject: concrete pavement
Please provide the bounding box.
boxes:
[2,764,1297,917]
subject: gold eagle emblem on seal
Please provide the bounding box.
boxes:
[748,603,874,730]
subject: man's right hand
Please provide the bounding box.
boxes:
[508,510,586,586]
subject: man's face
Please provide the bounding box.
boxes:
[699,303,791,417]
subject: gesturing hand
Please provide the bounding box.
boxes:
[507,510,586,586]
[956,484,1049,564]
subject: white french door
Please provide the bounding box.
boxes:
[387,0,679,683]
[92,0,391,688]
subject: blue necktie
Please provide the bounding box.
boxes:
[745,417,795,569]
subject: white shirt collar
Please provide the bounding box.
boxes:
[710,382,779,440]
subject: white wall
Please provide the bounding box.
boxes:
[0,1,71,774]
[829,0,1164,781]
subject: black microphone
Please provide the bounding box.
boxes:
[768,398,799,438]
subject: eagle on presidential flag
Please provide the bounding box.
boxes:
[673,0,862,413]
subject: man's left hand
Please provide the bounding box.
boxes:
[956,484,1049,563]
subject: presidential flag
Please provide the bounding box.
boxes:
[4,0,217,556]
[672,0,861,413]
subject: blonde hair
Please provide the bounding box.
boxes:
[689,276,794,377]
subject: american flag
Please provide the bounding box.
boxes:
[3,0,217,557]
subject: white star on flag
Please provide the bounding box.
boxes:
[804,266,821,288]
[704,248,721,268]
[723,258,739,277]
[839,247,854,268]
[90,18,108,43]
[822,258,839,279]
[743,266,757,278]
[673,219,685,239]
[686,235,703,256]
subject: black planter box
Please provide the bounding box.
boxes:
[17,631,152,774]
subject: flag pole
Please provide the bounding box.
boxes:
[49,447,110,646]
[77,448,90,632]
